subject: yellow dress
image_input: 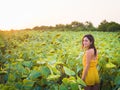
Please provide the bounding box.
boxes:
[82,53,100,86]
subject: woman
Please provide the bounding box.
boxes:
[81,34,100,90]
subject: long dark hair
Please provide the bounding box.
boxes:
[82,34,97,56]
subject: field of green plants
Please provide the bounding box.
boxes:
[0,30,120,90]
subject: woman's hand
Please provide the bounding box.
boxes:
[82,76,85,81]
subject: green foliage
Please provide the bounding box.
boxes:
[63,66,75,76]
[29,20,120,32]
[0,30,119,90]
[98,20,120,32]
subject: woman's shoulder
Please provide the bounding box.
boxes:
[86,48,97,55]
[86,48,94,54]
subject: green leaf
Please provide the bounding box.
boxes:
[63,66,75,76]
[106,62,116,68]
[47,74,60,80]
[49,84,59,90]
[22,61,33,68]
[0,71,7,75]
[55,61,64,65]
[16,59,24,62]
[59,84,68,90]
[36,60,46,65]
[76,76,86,86]
[40,66,50,78]
[23,79,35,89]
[51,65,61,75]
[8,73,16,82]
[16,64,26,73]
[114,76,120,85]
[28,70,41,80]
[62,76,76,85]
[62,76,78,90]
[15,82,23,89]
[70,83,78,90]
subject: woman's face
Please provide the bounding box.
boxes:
[83,37,91,48]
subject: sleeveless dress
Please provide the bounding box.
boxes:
[82,53,100,86]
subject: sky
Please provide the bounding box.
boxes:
[0,0,120,30]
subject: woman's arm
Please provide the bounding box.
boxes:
[82,50,92,81]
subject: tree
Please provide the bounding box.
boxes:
[33,26,40,30]
[55,24,65,29]
[107,22,120,32]
[98,20,120,32]
[84,21,96,31]
[98,20,109,31]
[71,21,81,27]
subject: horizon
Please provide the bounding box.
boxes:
[0,0,120,30]
[0,20,119,31]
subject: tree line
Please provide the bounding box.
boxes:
[1,20,119,32]
[30,20,120,32]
